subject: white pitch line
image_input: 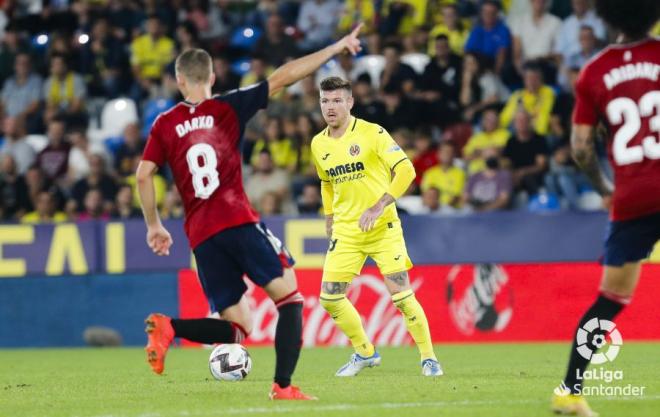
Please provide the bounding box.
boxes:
[74,395,660,417]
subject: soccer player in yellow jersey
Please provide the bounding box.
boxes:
[311,77,443,377]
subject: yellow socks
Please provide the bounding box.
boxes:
[392,289,436,361]
[320,293,375,357]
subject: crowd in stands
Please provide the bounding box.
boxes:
[1,0,657,223]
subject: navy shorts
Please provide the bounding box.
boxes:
[192,222,295,312]
[603,211,660,266]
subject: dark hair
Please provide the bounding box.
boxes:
[482,0,501,10]
[434,34,449,42]
[320,77,352,93]
[383,42,403,54]
[595,0,659,38]
[522,60,544,74]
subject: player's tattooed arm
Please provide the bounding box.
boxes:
[325,215,334,239]
[322,282,349,295]
[571,124,614,197]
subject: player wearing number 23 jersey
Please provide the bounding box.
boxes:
[142,81,267,249]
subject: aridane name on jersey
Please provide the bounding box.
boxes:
[325,161,366,183]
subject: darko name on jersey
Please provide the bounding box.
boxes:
[326,161,366,184]
[175,115,214,138]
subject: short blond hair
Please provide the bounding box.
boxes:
[175,48,212,84]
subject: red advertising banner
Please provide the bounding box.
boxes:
[178,264,660,346]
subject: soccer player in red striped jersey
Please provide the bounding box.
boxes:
[136,24,363,400]
[552,1,660,415]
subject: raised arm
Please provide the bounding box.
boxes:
[267,23,363,97]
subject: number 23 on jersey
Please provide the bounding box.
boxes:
[608,90,660,166]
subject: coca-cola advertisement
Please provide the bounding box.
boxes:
[178,264,660,346]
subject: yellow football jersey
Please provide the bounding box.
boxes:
[312,117,409,234]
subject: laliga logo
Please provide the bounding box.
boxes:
[576,317,623,364]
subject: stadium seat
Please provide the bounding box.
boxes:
[527,192,561,212]
[401,53,430,75]
[441,122,473,156]
[577,191,604,211]
[353,55,385,88]
[88,98,138,144]
[231,58,252,77]
[229,26,262,50]
[24,134,48,153]
[142,98,176,138]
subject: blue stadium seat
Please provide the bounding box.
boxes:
[229,26,262,50]
[527,192,561,212]
[142,98,176,138]
[231,58,252,76]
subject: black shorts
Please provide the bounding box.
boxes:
[192,222,295,312]
[603,211,660,266]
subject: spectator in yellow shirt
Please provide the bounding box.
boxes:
[338,0,377,35]
[250,116,297,171]
[428,4,469,56]
[463,107,510,174]
[130,14,175,100]
[421,141,466,208]
[21,191,68,223]
[380,0,429,36]
[499,62,555,135]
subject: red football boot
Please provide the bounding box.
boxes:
[269,383,318,400]
[144,313,175,374]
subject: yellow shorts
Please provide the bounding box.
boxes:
[322,220,413,282]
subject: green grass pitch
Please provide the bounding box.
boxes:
[1,343,659,417]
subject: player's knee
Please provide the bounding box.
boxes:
[319,293,345,313]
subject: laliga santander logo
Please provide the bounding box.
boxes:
[576,317,623,364]
[236,274,420,346]
[446,264,513,335]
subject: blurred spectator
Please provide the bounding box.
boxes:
[0,116,35,174]
[551,68,579,145]
[297,0,341,52]
[182,0,210,37]
[381,85,418,132]
[297,182,322,214]
[176,20,202,53]
[380,0,428,37]
[553,0,606,63]
[24,165,66,212]
[211,55,241,94]
[419,34,462,127]
[245,0,282,29]
[260,191,283,216]
[510,0,561,75]
[1,52,43,123]
[108,0,146,42]
[293,113,317,176]
[161,184,185,219]
[240,55,274,87]
[544,143,590,210]
[563,26,601,77]
[253,14,299,67]
[380,42,417,95]
[411,127,438,186]
[112,183,141,219]
[463,108,511,174]
[350,74,386,126]
[126,156,167,208]
[114,123,144,177]
[250,116,296,171]
[465,0,512,75]
[459,53,509,122]
[315,53,358,86]
[421,187,441,214]
[21,190,67,223]
[67,129,110,182]
[502,109,548,195]
[0,154,31,220]
[0,24,27,87]
[246,150,291,213]
[428,4,469,56]
[69,154,118,213]
[35,117,70,183]
[462,151,512,212]
[43,54,87,125]
[338,0,376,35]
[421,142,466,209]
[500,62,555,135]
[80,17,126,99]
[203,0,240,42]
[130,14,175,102]
[77,188,111,221]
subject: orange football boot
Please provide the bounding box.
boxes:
[269,383,318,400]
[144,313,175,374]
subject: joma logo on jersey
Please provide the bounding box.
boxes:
[175,116,214,138]
[325,162,365,178]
